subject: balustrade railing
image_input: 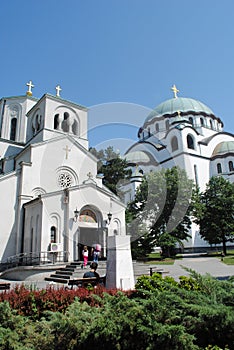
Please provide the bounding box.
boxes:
[0,251,68,271]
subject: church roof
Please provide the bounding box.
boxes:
[124,151,150,164]
[145,97,215,124]
[212,141,234,156]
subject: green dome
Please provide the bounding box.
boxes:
[212,141,234,156]
[145,97,215,124]
[124,151,150,164]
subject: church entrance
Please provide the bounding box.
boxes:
[77,227,107,261]
[76,208,107,261]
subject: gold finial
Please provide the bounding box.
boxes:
[171,84,179,98]
[177,110,181,117]
[26,80,34,96]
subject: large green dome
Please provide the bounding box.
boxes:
[145,97,215,124]
[212,141,234,156]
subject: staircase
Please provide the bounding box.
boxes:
[44,261,107,284]
[44,261,82,284]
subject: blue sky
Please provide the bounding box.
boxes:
[1,0,234,153]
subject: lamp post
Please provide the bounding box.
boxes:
[107,212,112,224]
[73,208,79,222]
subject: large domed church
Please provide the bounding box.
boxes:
[123,85,234,250]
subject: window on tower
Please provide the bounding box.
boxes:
[62,112,69,132]
[187,134,195,149]
[171,136,178,151]
[54,114,59,130]
[10,118,17,141]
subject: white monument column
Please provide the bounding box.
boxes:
[106,235,135,290]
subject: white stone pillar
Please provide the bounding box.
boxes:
[106,235,135,290]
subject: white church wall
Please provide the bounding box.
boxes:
[24,200,42,254]
[0,96,37,143]
[0,172,18,261]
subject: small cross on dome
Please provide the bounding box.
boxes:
[171,84,179,98]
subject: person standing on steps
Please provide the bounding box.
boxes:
[91,243,101,263]
[82,245,89,268]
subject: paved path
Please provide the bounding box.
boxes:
[1,255,234,289]
[134,255,234,282]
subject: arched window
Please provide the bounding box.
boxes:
[54,114,59,130]
[72,119,78,135]
[229,161,234,172]
[217,163,222,174]
[62,112,69,132]
[10,118,17,141]
[35,114,40,131]
[200,117,204,126]
[210,119,213,129]
[50,226,56,243]
[189,117,194,125]
[171,136,178,151]
[187,134,195,149]
[155,123,159,132]
[147,127,151,137]
[165,120,169,131]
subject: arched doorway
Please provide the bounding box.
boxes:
[77,208,107,261]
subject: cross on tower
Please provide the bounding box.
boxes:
[87,171,93,179]
[55,85,62,97]
[171,84,179,98]
[63,145,71,159]
[26,80,34,96]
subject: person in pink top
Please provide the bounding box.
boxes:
[82,245,89,268]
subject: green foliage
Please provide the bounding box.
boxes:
[0,275,233,349]
[89,146,131,195]
[194,176,234,254]
[127,167,194,257]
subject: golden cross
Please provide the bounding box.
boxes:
[26,80,34,96]
[171,84,179,98]
[63,145,71,159]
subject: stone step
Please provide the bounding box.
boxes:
[45,276,68,284]
[59,267,76,272]
[55,270,73,276]
[50,274,71,280]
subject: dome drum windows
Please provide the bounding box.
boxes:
[229,161,234,172]
[217,163,222,174]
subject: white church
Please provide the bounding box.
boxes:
[0,82,127,266]
[0,82,233,268]
[123,85,234,250]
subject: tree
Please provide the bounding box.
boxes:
[127,167,194,258]
[89,146,131,195]
[194,176,234,255]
